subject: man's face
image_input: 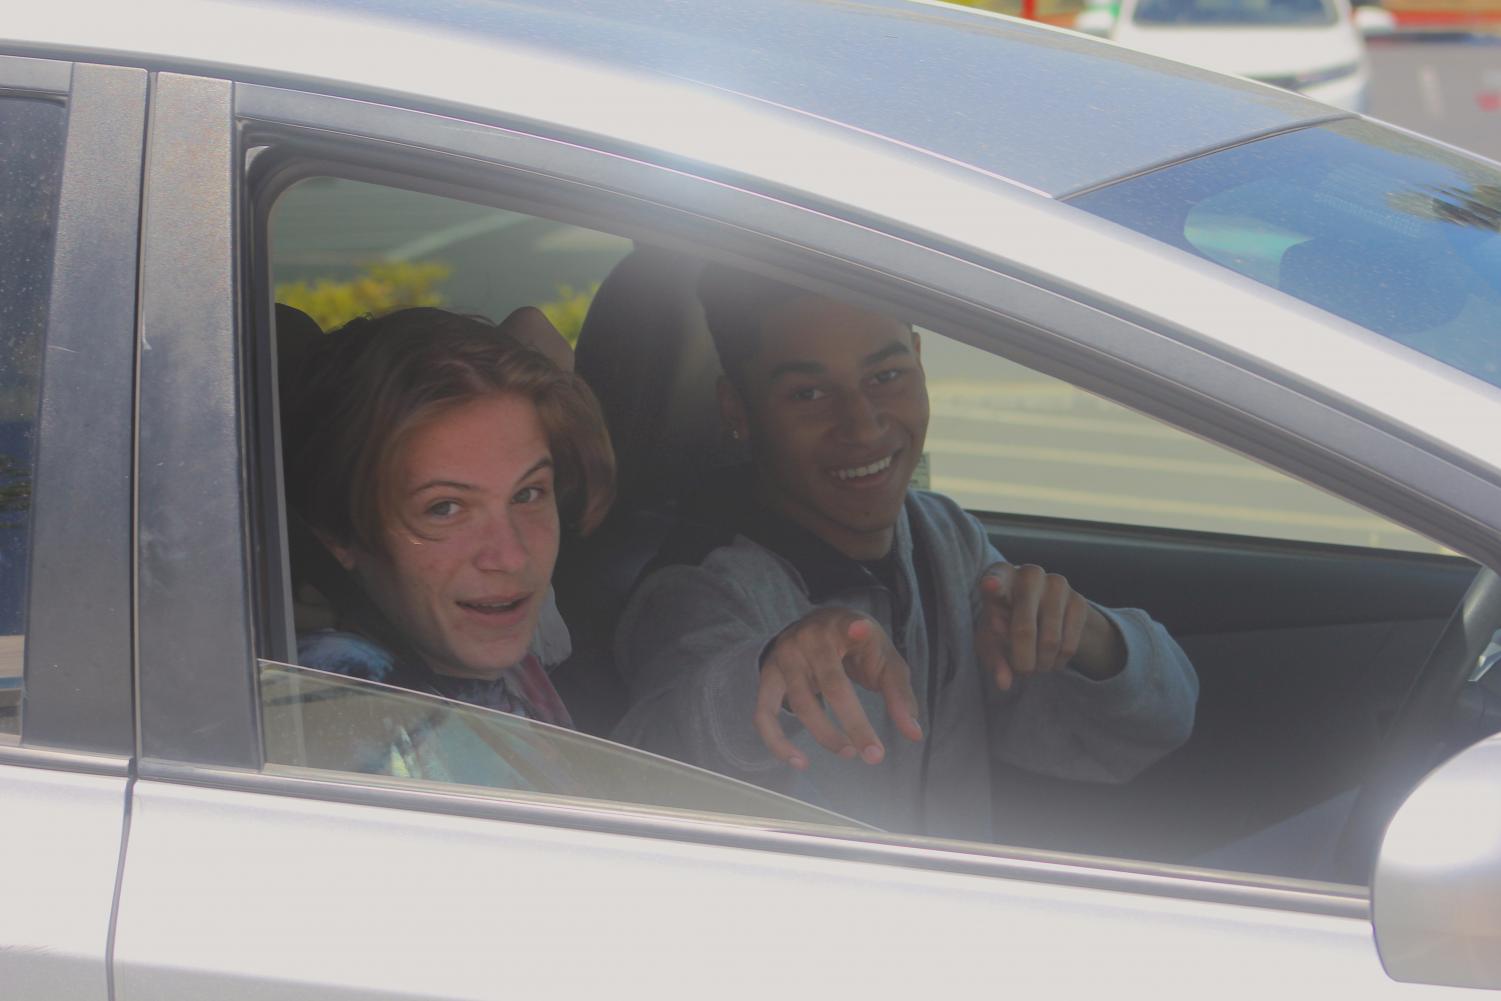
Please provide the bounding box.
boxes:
[723,295,928,560]
[332,393,561,679]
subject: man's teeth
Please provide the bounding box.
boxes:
[833,455,894,480]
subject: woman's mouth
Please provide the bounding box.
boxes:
[457,594,529,616]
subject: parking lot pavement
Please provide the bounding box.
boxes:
[1368,33,1501,161]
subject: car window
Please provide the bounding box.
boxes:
[919,327,1442,553]
[261,660,864,829]
[1132,0,1338,26]
[1072,118,1501,392]
[254,156,1471,886]
[271,176,631,340]
[0,95,68,741]
[264,176,860,831]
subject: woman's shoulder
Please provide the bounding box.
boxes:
[296,629,398,683]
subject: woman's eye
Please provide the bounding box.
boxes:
[424,500,461,519]
[790,386,826,402]
[513,484,548,505]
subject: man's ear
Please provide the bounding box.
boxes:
[910,326,922,362]
[717,375,749,444]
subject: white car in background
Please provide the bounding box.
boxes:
[1077,0,1395,111]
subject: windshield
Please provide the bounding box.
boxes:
[1070,119,1501,390]
[260,661,867,830]
[1133,0,1338,26]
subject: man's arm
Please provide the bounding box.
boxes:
[923,493,1198,784]
[987,601,1198,784]
[752,608,922,771]
[613,549,924,777]
[612,561,795,779]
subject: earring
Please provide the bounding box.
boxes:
[728,428,741,441]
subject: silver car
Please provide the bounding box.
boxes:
[4,0,1500,997]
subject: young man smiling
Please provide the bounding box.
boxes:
[612,267,1198,841]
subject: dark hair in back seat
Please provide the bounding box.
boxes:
[696,263,810,390]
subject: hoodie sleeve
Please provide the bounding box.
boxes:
[939,501,1199,784]
[611,551,810,782]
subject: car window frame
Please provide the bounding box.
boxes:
[0,55,143,768]
[131,72,1501,920]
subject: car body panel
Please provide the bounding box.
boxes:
[1,1,1500,997]
[2,0,1334,196]
[113,778,1438,1001]
[0,761,126,1001]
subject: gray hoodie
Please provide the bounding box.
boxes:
[613,490,1198,841]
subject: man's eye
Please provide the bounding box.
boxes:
[790,386,826,402]
[872,368,905,385]
[513,484,548,505]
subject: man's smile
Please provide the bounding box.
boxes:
[829,450,898,484]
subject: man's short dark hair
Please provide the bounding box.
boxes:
[697,263,811,389]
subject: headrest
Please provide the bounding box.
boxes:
[275,302,324,401]
[574,245,736,512]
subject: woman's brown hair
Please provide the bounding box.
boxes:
[283,307,615,557]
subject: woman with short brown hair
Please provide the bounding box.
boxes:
[282,306,615,726]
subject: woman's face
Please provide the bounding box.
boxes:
[331,393,561,680]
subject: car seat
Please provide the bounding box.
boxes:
[553,244,741,735]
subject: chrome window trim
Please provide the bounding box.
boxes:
[0,743,132,777]
[137,758,1370,921]
[0,52,70,94]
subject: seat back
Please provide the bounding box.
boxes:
[555,245,739,734]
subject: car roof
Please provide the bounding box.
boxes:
[6,0,1337,196]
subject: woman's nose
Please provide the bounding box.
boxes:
[473,512,528,573]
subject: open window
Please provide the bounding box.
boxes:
[244,136,1490,890]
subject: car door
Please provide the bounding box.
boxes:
[103,69,1497,1000]
[0,54,143,1000]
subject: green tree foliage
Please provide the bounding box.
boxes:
[275,261,600,350]
[0,454,28,528]
[275,260,453,332]
[539,282,602,348]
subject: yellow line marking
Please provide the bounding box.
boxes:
[934,476,1418,534]
[925,437,1282,481]
[930,402,1186,440]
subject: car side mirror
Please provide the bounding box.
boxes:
[1371,731,1501,990]
[1074,7,1116,37]
[1353,5,1396,36]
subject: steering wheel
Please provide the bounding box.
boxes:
[1333,567,1501,883]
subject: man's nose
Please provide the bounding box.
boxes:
[834,389,883,442]
[473,512,528,573]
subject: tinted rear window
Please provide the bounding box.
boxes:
[1071,119,1501,389]
[0,95,67,738]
